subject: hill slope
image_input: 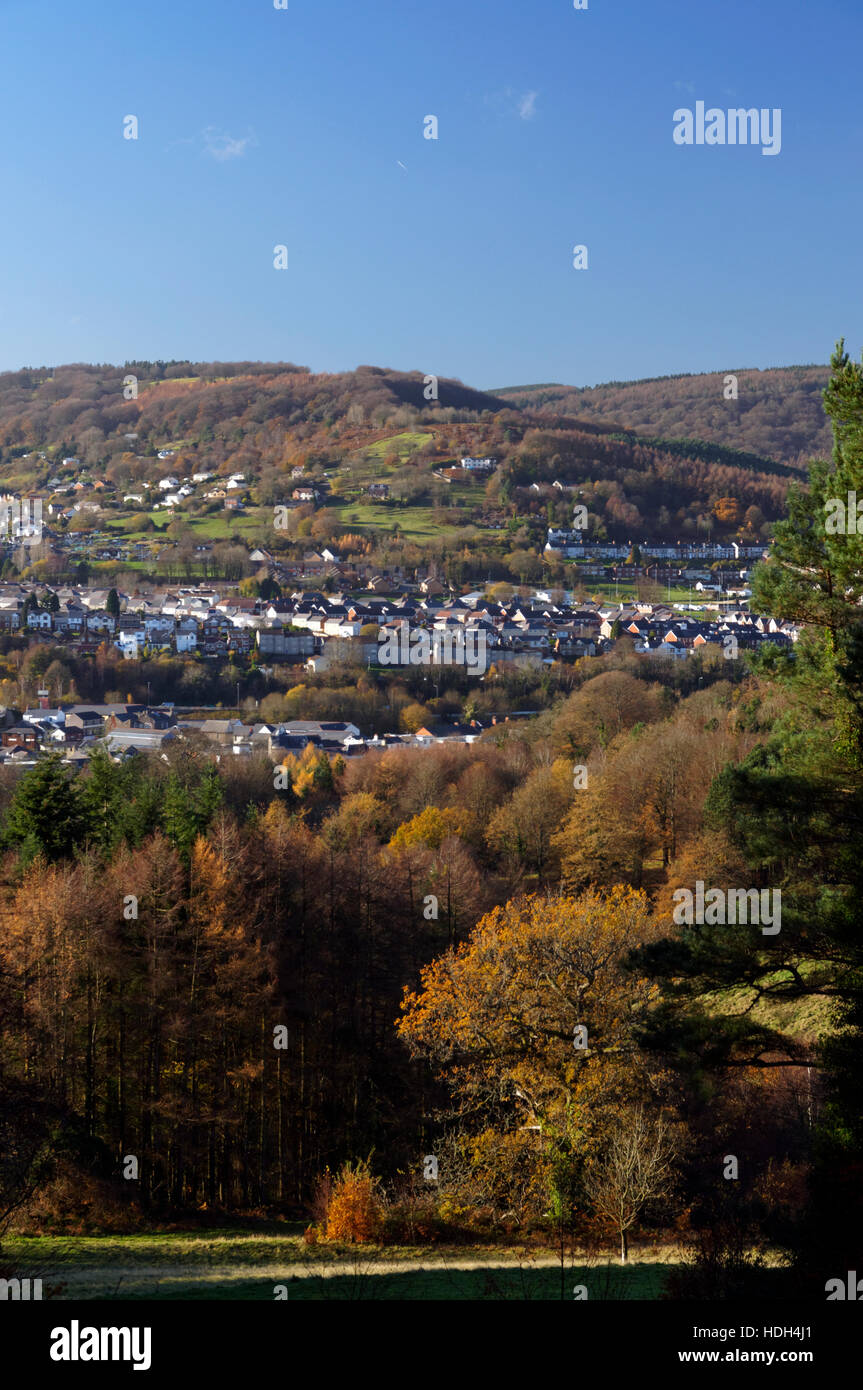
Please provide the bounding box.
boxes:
[0,360,821,567]
[495,365,833,470]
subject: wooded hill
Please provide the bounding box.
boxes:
[495,365,833,471]
[0,360,831,548]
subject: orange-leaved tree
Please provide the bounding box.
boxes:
[397,887,664,1221]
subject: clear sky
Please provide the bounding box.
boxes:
[0,0,859,388]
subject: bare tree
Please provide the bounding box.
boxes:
[583,1105,678,1263]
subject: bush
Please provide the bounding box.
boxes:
[324,1159,381,1243]
[378,1192,446,1245]
[10,1162,143,1236]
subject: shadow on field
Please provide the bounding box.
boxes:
[118,1263,672,1301]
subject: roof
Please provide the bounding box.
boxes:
[103,729,178,750]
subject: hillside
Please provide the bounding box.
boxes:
[495,365,833,471]
[0,361,821,584]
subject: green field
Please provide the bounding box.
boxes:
[575,581,711,607]
[6,1231,675,1301]
[707,960,837,1039]
[359,431,433,462]
[329,502,495,542]
[104,509,272,543]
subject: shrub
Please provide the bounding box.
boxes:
[324,1159,381,1243]
[378,1192,446,1245]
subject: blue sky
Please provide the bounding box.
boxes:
[0,0,859,387]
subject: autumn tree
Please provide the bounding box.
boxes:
[389,805,462,853]
[552,670,667,760]
[486,758,573,880]
[398,887,661,1221]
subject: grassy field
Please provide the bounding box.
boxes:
[329,502,496,541]
[705,960,836,1038]
[574,581,711,607]
[103,509,272,543]
[6,1230,676,1301]
[359,431,433,462]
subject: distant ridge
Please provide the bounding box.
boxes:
[495,364,832,469]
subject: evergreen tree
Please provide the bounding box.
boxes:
[78,747,150,854]
[161,764,224,860]
[2,754,87,862]
[258,576,281,602]
[312,752,334,793]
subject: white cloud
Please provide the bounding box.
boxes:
[517,91,538,121]
[202,128,257,161]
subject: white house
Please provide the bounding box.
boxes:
[116,631,143,658]
[158,476,180,491]
[176,620,198,653]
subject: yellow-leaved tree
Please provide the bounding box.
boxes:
[388,805,462,853]
[398,887,666,1223]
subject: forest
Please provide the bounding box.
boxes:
[499,365,834,471]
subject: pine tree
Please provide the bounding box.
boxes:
[79,748,148,854]
[2,754,86,862]
[161,765,224,860]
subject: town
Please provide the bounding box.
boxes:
[0,533,796,765]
